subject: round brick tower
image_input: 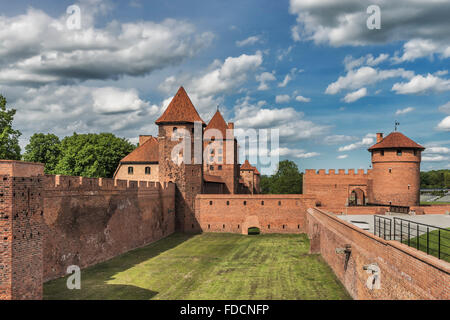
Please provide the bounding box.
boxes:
[368,132,425,207]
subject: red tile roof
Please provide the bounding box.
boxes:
[368,132,425,151]
[203,174,225,184]
[205,110,228,138]
[155,87,205,125]
[240,159,260,175]
[120,137,159,163]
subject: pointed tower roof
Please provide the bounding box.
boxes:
[368,132,425,151]
[120,137,159,163]
[240,159,254,170]
[155,87,205,125]
[205,110,228,138]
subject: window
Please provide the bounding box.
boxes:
[145,167,151,175]
[389,168,392,173]
[223,224,225,229]
[278,201,281,206]
[218,165,222,170]
[210,165,214,171]
[397,149,402,156]
[209,201,213,205]
[268,225,270,229]
[261,201,264,205]
[218,149,223,154]
[243,201,247,206]
[408,185,411,190]
[208,224,210,229]
[173,127,178,134]
[218,156,223,163]
[226,201,230,206]
[128,167,134,175]
[191,127,194,134]
[414,150,417,156]
[381,150,384,156]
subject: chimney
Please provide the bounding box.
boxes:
[139,135,152,146]
[376,133,383,143]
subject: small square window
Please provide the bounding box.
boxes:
[210,165,214,171]
[218,165,222,170]
[209,201,213,205]
[261,201,264,205]
[145,167,151,175]
[243,201,247,206]
[397,149,402,156]
[218,149,223,154]
[380,150,384,156]
[128,167,134,174]
[226,201,230,205]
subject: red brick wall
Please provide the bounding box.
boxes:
[303,169,371,207]
[371,149,421,206]
[195,194,317,234]
[0,160,44,177]
[42,175,175,281]
[306,207,449,299]
[0,175,44,300]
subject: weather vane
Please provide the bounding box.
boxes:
[395,121,400,131]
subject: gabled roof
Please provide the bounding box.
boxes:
[240,159,260,175]
[204,174,225,184]
[120,137,159,163]
[205,110,228,138]
[155,87,205,125]
[368,132,425,151]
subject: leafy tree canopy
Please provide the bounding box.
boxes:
[0,95,21,160]
[23,133,61,174]
[260,160,303,194]
[54,133,135,178]
[420,170,450,189]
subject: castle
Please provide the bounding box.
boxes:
[0,87,449,300]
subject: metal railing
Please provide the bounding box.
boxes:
[374,215,392,240]
[393,217,449,262]
[374,216,450,262]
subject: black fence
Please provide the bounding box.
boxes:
[374,215,450,262]
[374,215,392,240]
[367,203,410,213]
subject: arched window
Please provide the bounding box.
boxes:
[128,167,134,175]
[173,127,178,134]
[145,167,151,175]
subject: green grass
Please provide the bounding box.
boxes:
[420,202,450,205]
[403,228,450,263]
[44,233,351,300]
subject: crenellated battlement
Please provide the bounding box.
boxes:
[42,174,172,191]
[304,168,372,177]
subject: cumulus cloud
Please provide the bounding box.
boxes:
[344,53,389,71]
[236,35,263,47]
[8,84,161,148]
[256,72,276,90]
[323,135,356,145]
[275,94,291,104]
[392,74,450,94]
[439,102,450,114]
[295,95,311,103]
[0,6,213,87]
[437,116,450,131]
[326,66,414,95]
[273,147,319,159]
[337,154,348,159]
[422,155,450,162]
[338,133,376,152]
[233,97,329,143]
[288,0,450,62]
[395,107,415,115]
[343,87,367,103]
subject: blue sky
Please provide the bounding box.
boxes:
[0,0,449,173]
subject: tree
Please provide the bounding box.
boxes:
[54,133,135,178]
[261,160,303,194]
[0,95,21,160]
[23,133,61,174]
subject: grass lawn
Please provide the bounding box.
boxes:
[403,228,450,263]
[44,233,351,300]
[420,202,450,205]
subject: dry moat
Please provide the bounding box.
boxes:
[44,233,351,300]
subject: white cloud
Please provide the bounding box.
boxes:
[338,133,376,152]
[326,66,414,95]
[324,135,356,145]
[233,97,329,142]
[92,87,149,114]
[395,107,415,115]
[344,53,389,71]
[295,95,311,103]
[278,75,291,88]
[277,46,293,61]
[288,0,450,62]
[337,154,348,159]
[424,147,450,154]
[437,116,450,131]
[392,74,450,94]
[438,101,450,114]
[273,147,319,159]
[275,94,291,104]
[236,35,262,47]
[0,7,214,86]
[256,72,276,90]
[422,155,450,162]
[343,87,367,103]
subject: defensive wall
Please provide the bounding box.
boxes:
[306,207,449,299]
[303,169,372,208]
[195,194,317,234]
[0,161,176,299]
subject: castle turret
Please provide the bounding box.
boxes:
[155,87,205,232]
[368,131,425,207]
